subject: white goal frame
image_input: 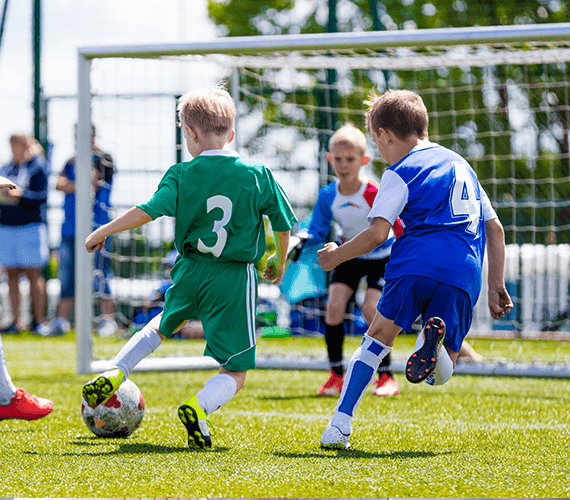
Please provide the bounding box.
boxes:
[76,22,570,376]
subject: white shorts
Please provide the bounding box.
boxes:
[0,223,48,268]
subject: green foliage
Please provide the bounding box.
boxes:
[1,333,570,497]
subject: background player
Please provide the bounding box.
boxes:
[307,123,402,398]
[318,89,513,449]
[81,86,297,449]
[48,127,117,337]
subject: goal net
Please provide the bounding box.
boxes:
[72,23,570,377]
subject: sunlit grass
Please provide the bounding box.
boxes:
[1,332,569,498]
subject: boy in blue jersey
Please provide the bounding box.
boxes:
[81,86,297,449]
[318,89,513,449]
[307,124,402,398]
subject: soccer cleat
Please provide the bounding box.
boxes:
[371,373,400,397]
[320,424,350,450]
[0,388,54,420]
[82,368,124,408]
[178,395,212,449]
[406,317,446,384]
[317,371,344,397]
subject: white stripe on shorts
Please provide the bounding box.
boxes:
[245,263,257,347]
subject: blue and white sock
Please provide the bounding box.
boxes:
[112,325,162,380]
[196,373,237,415]
[0,335,17,405]
[331,335,391,434]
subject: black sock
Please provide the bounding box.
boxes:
[377,350,393,377]
[325,323,345,376]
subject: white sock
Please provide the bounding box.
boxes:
[415,331,454,386]
[426,347,454,386]
[112,325,162,380]
[332,335,391,434]
[196,373,237,415]
[0,335,17,405]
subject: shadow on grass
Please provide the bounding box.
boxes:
[25,438,231,456]
[274,449,454,460]
[257,394,328,401]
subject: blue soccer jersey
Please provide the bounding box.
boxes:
[367,143,496,305]
[308,178,395,260]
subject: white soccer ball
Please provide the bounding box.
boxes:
[81,379,145,438]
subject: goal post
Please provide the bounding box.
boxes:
[75,22,570,377]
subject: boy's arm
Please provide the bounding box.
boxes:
[263,230,290,284]
[85,206,152,253]
[485,217,513,319]
[317,217,391,271]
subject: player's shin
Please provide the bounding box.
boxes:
[112,324,162,379]
[331,335,391,433]
[196,373,238,415]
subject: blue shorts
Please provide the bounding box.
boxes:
[0,223,48,268]
[377,275,473,353]
[59,236,112,299]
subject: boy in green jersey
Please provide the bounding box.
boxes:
[82,86,297,448]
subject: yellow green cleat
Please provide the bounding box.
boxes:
[178,395,212,448]
[82,368,125,408]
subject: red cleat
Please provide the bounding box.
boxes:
[317,372,344,397]
[371,373,400,397]
[0,388,54,420]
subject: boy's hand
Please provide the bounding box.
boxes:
[317,242,339,271]
[0,176,17,190]
[488,285,513,319]
[263,254,285,284]
[85,231,106,253]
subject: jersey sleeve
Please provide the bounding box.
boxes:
[137,165,179,220]
[480,184,497,221]
[307,184,335,244]
[367,169,408,224]
[260,167,297,231]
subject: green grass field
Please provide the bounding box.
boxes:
[1,332,569,498]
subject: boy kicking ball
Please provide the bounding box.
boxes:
[317,90,513,449]
[82,86,297,448]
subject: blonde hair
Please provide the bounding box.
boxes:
[9,132,45,158]
[329,123,367,155]
[365,89,429,140]
[177,86,235,137]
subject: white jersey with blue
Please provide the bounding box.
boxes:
[367,142,497,305]
[309,177,395,260]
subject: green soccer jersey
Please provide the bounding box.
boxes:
[138,150,297,264]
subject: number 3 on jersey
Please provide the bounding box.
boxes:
[450,162,481,234]
[198,195,233,257]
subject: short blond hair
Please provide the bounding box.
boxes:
[329,123,367,155]
[365,89,428,140]
[177,86,235,137]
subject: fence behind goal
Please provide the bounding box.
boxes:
[73,23,570,377]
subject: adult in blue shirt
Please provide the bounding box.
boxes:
[48,128,117,337]
[0,133,49,335]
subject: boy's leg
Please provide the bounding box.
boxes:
[0,334,17,404]
[82,314,165,407]
[318,283,353,396]
[321,312,400,449]
[178,368,243,449]
[360,287,400,397]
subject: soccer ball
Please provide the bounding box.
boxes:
[81,379,145,438]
